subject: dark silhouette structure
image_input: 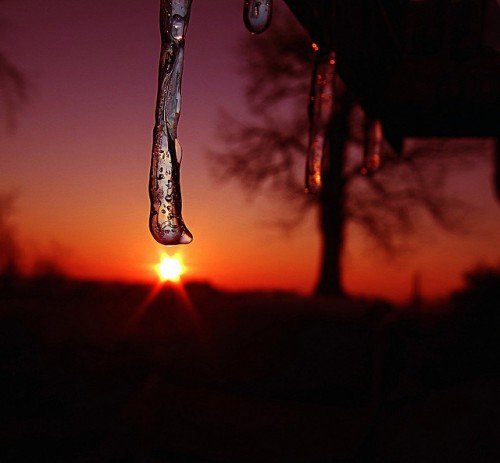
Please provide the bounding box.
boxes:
[284,0,499,141]
[284,0,500,201]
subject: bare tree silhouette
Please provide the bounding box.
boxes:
[0,52,26,126]
[211,13,486,296]
[0,192,20,286]
[0,7,27,128]
[1,9,27,285]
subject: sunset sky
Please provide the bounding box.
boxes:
[1,0,499,303]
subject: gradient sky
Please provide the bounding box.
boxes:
[1,0,499,303]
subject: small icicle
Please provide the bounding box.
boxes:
[361,119,383,175]
[305,50,336,194]
[148,0,193,245]
[243,0,273,34]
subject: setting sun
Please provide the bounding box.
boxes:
[155,254,184,282]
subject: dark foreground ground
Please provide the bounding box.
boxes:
[0,273,499,462]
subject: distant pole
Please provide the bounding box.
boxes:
[409,271,422,311]
[494,138,499,201]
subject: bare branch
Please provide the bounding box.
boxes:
[0,51,27,128]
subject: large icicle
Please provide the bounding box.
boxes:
[243,0,273,34]
[305,50,336,194]
[361,119,383,175]
[149,0,193,245]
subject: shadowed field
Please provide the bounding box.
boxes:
[0,276,498,462]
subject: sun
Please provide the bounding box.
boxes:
[155,254,184,282]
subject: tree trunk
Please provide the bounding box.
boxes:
[315,89,353,296]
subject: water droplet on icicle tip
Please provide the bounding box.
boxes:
[361,119,383,175]
[148,0,193,246]
[305,51,336,194]
[243,0,273,34]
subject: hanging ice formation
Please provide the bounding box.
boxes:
[147,1,386,245]
[243,1,273,34]
[361,119,383,175]
[149,0,193,245]
[305,50,337,194]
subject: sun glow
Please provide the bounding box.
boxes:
[155,254,184,282]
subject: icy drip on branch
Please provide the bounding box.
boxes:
[149,0,193,245]
[305,50,336,194]
[243,0,273,34]
[361,119,383,175]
